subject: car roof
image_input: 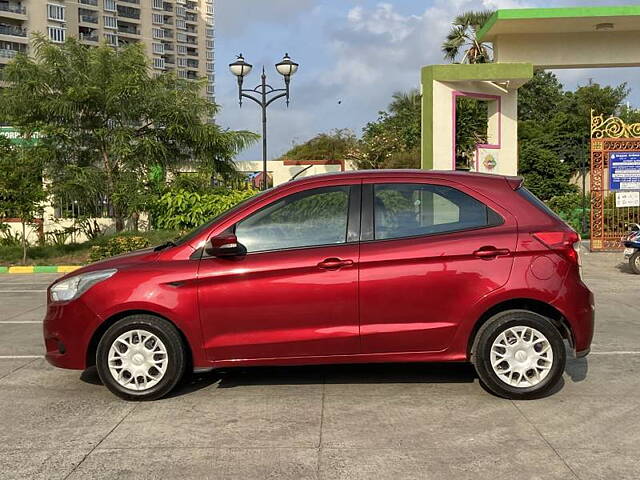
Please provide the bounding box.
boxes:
[286,169,520,186]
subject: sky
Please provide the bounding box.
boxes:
[215,0,640,161]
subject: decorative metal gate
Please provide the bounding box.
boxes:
[590,110,640,251]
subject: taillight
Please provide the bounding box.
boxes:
[532,231,581,266]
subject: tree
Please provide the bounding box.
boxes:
[281,129,357,161]
[455,97,488,169]
[0,137,46,263]
[518,114,577,200]
[351,89,422,170]
[442,11,494,64]
[0,35,257,231]
[518,71,565,122]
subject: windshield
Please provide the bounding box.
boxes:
[173,189,272,247]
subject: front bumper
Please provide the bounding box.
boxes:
[43,297,102,370]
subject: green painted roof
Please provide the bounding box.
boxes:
[478,6,640,41]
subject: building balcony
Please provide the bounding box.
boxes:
[0,24,27,38]
[0,48,20,59]
[0,3,27,16]
[116,6,140,20]
[118,37,139,47]
[79,32,99,43]
[78,0,98,6]
[118,26,140,36]
[79,14,98,24]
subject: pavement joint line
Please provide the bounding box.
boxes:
[0,321,41,324]
[62,404,139,480]
[590,351,640,355]
[0,357,40,382]
[0,290,48,293]
[2,304,45,322]
[315,374,327,476]
[0,355,43,359]
[510,400,582,480]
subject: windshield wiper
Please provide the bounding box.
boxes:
[154,240,176,251]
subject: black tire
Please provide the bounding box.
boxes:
[630,251,640,275]
[96,314,186,401]
[472,310,566,400]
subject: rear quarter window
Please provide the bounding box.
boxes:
[516,187,565,223]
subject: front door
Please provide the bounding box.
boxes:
[358,180,516,354]
[198,183,361,361]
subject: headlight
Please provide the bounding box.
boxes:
[50,269,117,303]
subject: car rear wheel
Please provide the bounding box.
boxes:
[473,310,566,399]
[96,315,186,401]
[630,251,640,274]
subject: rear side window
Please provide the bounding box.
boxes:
[373,183,502,240]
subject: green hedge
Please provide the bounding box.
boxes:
[89,236,150,262]
[546,193,590,236]
[151,188,257,231]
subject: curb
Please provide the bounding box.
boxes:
[0,266,81,274]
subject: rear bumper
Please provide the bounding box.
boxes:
[43,298,102,370]
[553,279,595,355]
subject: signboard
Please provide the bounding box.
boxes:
[0,127,40,145]
[476,148,499,174]
[610,152,640,190]
[615,191,640,208]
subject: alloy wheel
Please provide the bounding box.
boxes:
[490,326,553,388]
[108,329,168,391]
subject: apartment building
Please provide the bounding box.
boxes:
[0,0,215,102]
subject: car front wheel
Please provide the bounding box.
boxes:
[96,314,186,401]
[473,310,566,399]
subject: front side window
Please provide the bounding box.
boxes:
[373,183,500,240]
[236,186,351,253]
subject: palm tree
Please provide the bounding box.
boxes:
[442,10,495,64]
[388,90,421,115]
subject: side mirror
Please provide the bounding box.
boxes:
[205,233,247,258]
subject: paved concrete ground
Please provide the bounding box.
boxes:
[0,251,639,480]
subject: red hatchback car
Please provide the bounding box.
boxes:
[44,170,594,400]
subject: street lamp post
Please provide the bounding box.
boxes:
[229,53,299,190]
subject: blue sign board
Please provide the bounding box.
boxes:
[609,152,640,190]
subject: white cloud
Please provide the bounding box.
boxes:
[324,0,533,100]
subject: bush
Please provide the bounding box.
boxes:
[151,188,257,231]
[89,236,150,262]
[546,192,590,236]
[0,224,22,246]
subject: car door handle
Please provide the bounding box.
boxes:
[317,258,354,270]
[473,247,511,259]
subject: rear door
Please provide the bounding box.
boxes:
[359,179,517,354]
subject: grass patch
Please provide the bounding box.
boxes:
[0,230,179,266]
